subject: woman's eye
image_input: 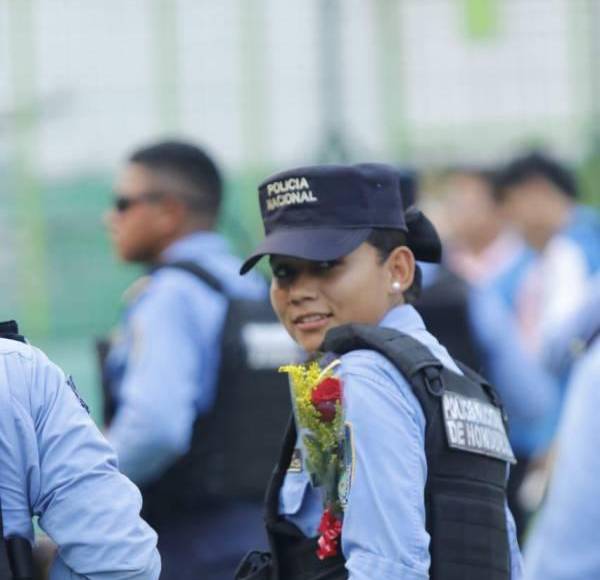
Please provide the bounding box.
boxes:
[272,264,294,280]
[314,260,339,272]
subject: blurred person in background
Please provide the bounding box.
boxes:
[0,321,160,580]
[102,140,270,580]
[442,167,533,293]
[523,276,600,580]
[420,166,560,539]
[492,154,600,516]
[493,151,600,356]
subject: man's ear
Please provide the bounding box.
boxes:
[156,196,187,235]
[386,246,415,294]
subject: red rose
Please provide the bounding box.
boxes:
[311,377,342,422]
[316,508,343,560]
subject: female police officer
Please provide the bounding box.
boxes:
[235,164,522,580]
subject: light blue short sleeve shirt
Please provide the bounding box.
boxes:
[0,337,161,580]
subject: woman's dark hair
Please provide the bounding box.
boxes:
[366,228,422,303]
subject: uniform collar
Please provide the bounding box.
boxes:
[161,231,230,263]
[378,304,425,335]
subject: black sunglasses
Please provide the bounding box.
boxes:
[113,192,165,213]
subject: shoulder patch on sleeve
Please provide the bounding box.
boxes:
[288,448,303,473]
[338,422,355,510]
[67,375,90,413]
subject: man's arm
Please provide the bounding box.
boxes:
[26,348,161,580]
[469,287,559,425]
[106,275,227,484]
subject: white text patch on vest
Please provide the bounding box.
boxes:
[442,391,516,464]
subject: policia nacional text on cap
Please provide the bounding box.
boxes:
[241,163,441,274]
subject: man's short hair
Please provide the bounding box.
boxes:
[129,140,223,216]
[493,151,577,201]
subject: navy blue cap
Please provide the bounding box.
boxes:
[240,163,441,274]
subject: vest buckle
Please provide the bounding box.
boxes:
[423,366,444,397]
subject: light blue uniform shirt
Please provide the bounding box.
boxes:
[106,231,266,484]
[543,274,600,379]
[280,305,523,579]
[524,338,600,580]
[0,338,160,579]
[562,206,600,274]
[469,288,560,456]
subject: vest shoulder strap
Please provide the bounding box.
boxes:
[265,415,297,526]
[151,261,225,294]
[321,323,508,427]
[0,321,26,344]
[454,359,504,411]
[322,324,446,399]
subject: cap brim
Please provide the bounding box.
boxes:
[240,227,371,274]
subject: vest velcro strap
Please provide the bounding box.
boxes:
[323,324,443,379]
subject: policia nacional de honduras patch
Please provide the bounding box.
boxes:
[442,392,516,464]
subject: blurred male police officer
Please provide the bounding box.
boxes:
[103,141,269,580]
[0,321,160,579]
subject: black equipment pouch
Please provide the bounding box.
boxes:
[6,538,32,580]
[234,551,272,580]
[248,324,513,580]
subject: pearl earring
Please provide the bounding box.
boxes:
[392,281,401,293]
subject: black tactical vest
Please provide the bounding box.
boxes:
[0,321,35,580]
[102,263,294,527]
[414,268,484,372]
[236,324,514,580]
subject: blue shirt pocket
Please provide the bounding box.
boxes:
[279,471,310,515]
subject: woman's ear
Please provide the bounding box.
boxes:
[386,246,415,295]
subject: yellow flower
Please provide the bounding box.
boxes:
[280,361,344,485]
